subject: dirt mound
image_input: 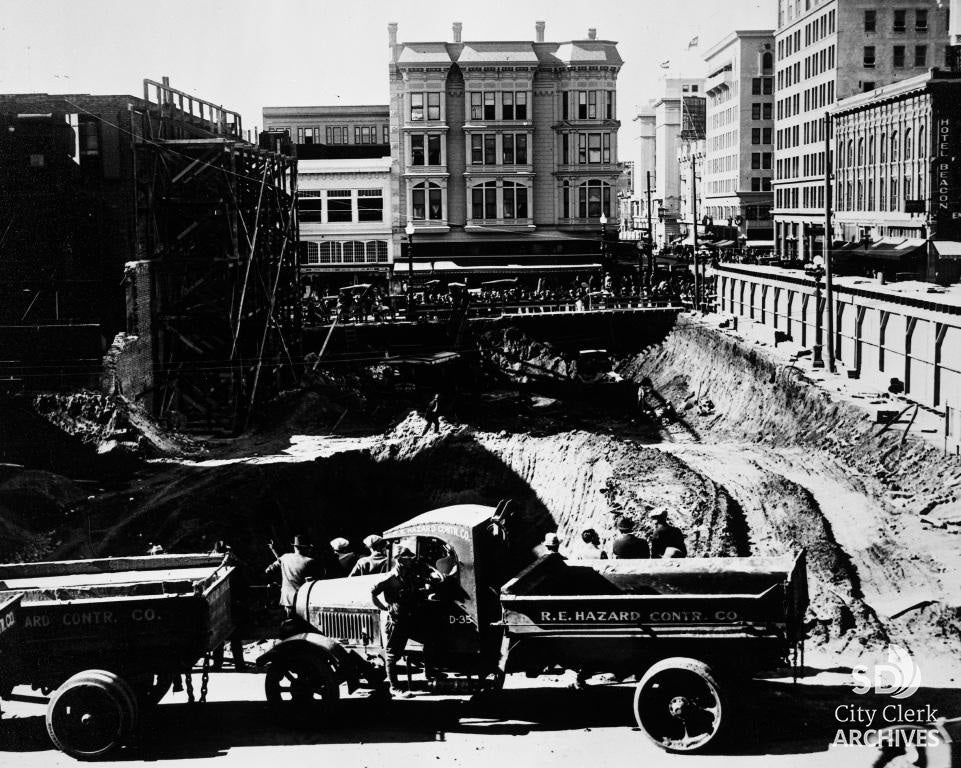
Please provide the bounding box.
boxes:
[0,470,84,562]
[31,391,203,461]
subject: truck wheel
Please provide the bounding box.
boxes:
[264,655,340,716]
[633,657,725,753]
[129,672,174,706]
[46,670,138,759]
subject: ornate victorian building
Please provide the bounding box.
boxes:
[387,21,623,279]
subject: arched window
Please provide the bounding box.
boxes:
[366,241,379,263]
[471,181,497,220]
[847,139,854,166]
[305,241,319,265]
[503,181,529,219]
[890,131,899,162]
[857,181,863,210]
[341,241,355,264]
[868,179,875,211]
[904,174,912,201]
[319,242,333,264]
[562,181,571,219]
[880,133,887,163]
[868,135,876,164]
[762,51,773,71]
[578,179,611,219]
[857,138,864,165]
[846,181,853,210]
[918,125,926,158]
[904,128,913,160]
[412,181,443,221]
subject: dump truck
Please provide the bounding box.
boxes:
[0,555,233,758]
[259,503,808,752]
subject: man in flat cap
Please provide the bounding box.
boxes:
[611,517,650,559]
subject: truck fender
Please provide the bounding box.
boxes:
[257,633,383,690]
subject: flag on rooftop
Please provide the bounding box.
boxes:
[659,60,670,69]
[688,35,699,48]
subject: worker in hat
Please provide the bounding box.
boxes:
[371,547,442,697]
[330,537,358,576]
[611,517,650,559]
[349,534,390,576]
[649,509,687,558]
[265,534,322,618]
[539,532,567,559]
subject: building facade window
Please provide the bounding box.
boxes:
[411,134,442,166]
[916,9,928,30]
[411,93,424,121]
[412,181,443,221]
[427,92,441,121]
[502,133,528,164]
[577,179,611,219]
[864,46,876,67]
[503,181,529,219]
[471,181,498,220]
[894,9,906,32]
[297,190,323,223]
[915,45,927,67]
[357,189,383,222]
[471,133,497,165]
[864,9,876,32]
[326,189,352,222]
[893,45,905,68]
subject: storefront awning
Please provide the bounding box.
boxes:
[849,237,926,261]
[714,240,735,248]
[398,260,603,276]
[745,240,774,248]
[934,241,961,257]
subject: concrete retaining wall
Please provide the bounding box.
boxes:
[715,265,961,415]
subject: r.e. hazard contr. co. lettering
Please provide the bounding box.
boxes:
[538,609,739,623]
[22,608,162,628]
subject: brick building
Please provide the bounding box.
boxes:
[262,104,390,151]
[387,21,623,281]
[703,30,775,248]
[831,69,961,281]
[773,0,949,261]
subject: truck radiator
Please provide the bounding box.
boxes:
[312,608,381,647]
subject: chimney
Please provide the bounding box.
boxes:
[588,28,597,40]
[535,21,546,42]
[388,22,398,63]
[453,22,463,42]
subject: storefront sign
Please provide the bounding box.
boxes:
[933,94,961,239]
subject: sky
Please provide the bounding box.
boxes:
[0,0,775,177]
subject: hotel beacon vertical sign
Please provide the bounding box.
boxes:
[934,91,961,240]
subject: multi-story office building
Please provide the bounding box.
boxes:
[263,105,390,149]
[387,21,623,280]
[649,78,705,247]
[831,69,961,281]
[773,0,949,260]
[677,137,705,245]
[703,30,775,247]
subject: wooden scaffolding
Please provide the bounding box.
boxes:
[136,79,299,433]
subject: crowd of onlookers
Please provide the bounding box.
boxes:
[301,273,698,326]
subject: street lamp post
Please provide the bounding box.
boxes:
[599,212,608,279]
[809,256,826,368]
[405,221,415,319]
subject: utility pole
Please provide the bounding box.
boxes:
[691,152,700,311]
[824,111,836,373]
[646,171,654,287]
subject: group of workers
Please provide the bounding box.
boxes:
[542,508,687,561]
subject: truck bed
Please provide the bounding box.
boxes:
[0,555,234,688]
[498,553,807,674]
